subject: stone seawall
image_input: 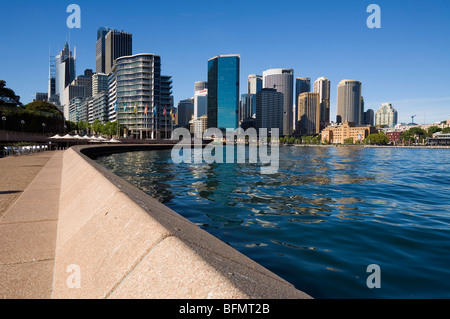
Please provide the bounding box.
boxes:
[51,145,311,299]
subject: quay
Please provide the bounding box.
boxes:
[0,144,311,299]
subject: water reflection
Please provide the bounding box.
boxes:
[96,146,450,298]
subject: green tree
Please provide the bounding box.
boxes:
[92,120,103,134]
[427,126,442,136]
[366,132,390,145]
[0,80,21,106]
[344,137,354,145]
[442,127,450,134]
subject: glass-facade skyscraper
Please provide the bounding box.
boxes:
[207,54,240,131]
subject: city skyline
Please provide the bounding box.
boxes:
[1,0,449,124]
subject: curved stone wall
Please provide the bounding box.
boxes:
[51,145,312,299]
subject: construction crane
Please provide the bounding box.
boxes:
[411,115,416,124]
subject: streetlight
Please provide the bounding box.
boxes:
[2,116,6,131]
[42,123,46,135]
[21,120,25,133]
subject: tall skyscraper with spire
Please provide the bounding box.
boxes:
[55,41,76,111]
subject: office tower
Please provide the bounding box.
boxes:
[48,54,56,101]
[297,92,320,136]
[69,97,83,123]
[375,103,398,128]
[35,93,48,102]
[92,92,109,123]
[207,54,240,131]
[104,29,132,75]
[256,88,284,135]
[262,68,294,136]
[194,88,208,120]
[313,77,331,131]
[55,42,76,111]
[72,69,94,98]
[294,77,311,131]
[194,81,207,92]
[79,97,92,123]
[248,74,262,95]
[96,27,113,74]
[240,74,262,126]
[364,109,374,126]
[161,75,174,138]
[113,53,171,139]
[64,85,86,119]
[107,69,118,122]
[92,73,109,96]
[177,98,194,128]
[239,94,255,125]
[336,80,362,125]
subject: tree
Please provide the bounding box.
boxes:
[344,137,354,145]
[442,127,450,134]
[427,126,442,136]
[366,132,389,145]
[92,120,103,134]
[23,100,62,115]
[0,80,21,106]
[401,127,427,144]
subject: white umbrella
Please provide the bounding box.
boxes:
[49,134,62,139]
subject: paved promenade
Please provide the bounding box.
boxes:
[0,151,63,298]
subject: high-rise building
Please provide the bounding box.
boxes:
[55,42,76,112]
[262,68,294,136]
[256,88,284,136]
[194,88,208,120]
[337,80,362,125]
[297,92,320,136]
[294,77,311,131]
[364,109,375,126]
[92,73,109,96]
[96,27,113,74]
[207,54,240,131]
[64,85,85,119]
[72,69,94,98]
[248,74,262,95]
[313,77,331,132]
[375,103,398,128]
[92,91,109,123]
[239,74,262,126]
[194,81,207,92]
[177,98,194,129]
[239,94,255,125]
[113,53,173,139]
[104,29,132,75]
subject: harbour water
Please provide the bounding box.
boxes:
[96,146,450,298]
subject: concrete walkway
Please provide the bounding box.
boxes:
[0,151,64,298]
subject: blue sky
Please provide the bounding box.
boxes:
[1,0,449,124]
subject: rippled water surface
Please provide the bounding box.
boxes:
[96,146,450,298]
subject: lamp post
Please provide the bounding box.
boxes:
[21,120,25,133]
[42,123,46,135]
[2,116,6,131]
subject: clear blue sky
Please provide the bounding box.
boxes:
[1,0,449,124]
